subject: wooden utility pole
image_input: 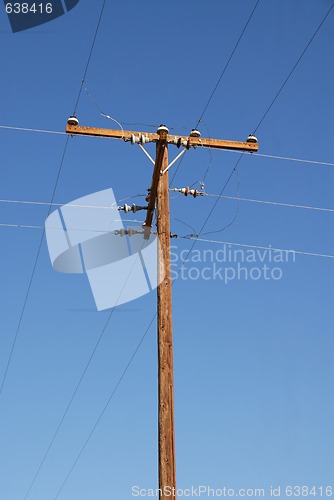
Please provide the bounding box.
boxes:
[156,132,176,497]
[66,120,258,499]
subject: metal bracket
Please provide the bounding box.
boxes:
[161,148,186,175]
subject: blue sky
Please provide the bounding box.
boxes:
[1,1,334,499]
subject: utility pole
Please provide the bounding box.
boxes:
[66,118,258,499]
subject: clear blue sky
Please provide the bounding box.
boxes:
[1,1,334,499]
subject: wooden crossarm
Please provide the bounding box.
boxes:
[66,125,258,152]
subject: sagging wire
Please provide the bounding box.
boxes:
[172,164,241,239]
[202,166,240,236]
[173,218,197,237]
[84,85,124,139]
[188,119,213,191]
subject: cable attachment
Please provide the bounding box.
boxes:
[145,189,151,203]
[118,203,149,213]
[172,137,188,148]
[170,187,205,198]
[131,133,151,145]
[188,129,201,149]
[114,228,145,237]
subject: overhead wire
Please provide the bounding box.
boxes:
[190,2,334,237]
[52,313,157,500]
[212,147,334,168]
[0,137,70,398]
[179,236,334,261]
[202,167,241,236]
[2,188,334,232]
[73,0,107,115]
[0,195,143,210]
[195,0,261,129]
[2,124,334,169]
[203,193,334,214]
[48,161,241,495]
[83,86,124,138]
[23,235,149,500]
[169,0,261,186]
[0,125,66,135]
[0,0,109,400]
[253,1,334,133]
[26,1,334,496]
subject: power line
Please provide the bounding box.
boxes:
[50,171,334,496]
[0,125,66,135]
[20,2,334,493]
[73,0,107,115]
[170,0,260,186]
[179,236,334,260]
[195,0,261,128]
[23,237,148,500]
[0,220,145,232]
[254,1,334,133]
[2,190,333,234]
[203,193,334,214]
[48,154,243,497]
[0,137,70,397]
[221,148,334,168]
[52,313,157,500]
[3,124,334,169]
[0,193,146,210]
[0,0,110,401]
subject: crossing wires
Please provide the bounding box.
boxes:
[0,0,108,397]
[254,1,334,133]
[170,0,261,186]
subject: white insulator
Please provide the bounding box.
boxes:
[131,134,140,145]
[115,228,127,237]
[190,129,201,138]
[67,115,79,126]
[123,203,132,213]
[157,124,169,135]
[246,134,258,144]
[140,134,149,145]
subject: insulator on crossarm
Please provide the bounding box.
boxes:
[67,115,79,126]
[172,137,187,148]
[118,203,148,213]
[131,134,140,145]
[189,129,201,138]
[157,124,169,135]
[171,187,205,198]
[139,134,150,145]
